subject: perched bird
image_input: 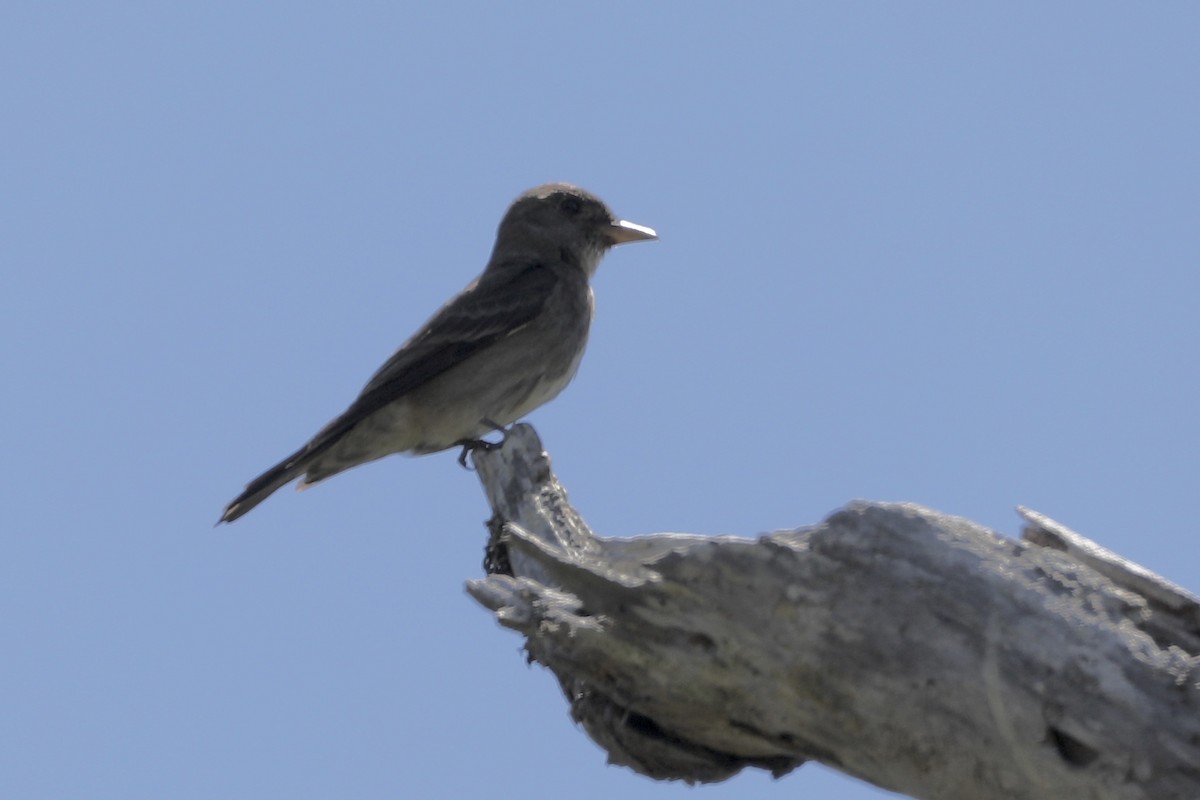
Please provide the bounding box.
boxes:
[219,183,656,523]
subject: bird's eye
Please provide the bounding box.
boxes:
[560,196,582,216]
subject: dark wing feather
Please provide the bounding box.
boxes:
[307,259,559,450]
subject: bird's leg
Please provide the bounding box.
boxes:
[455,418,512,469]
[481,417,508,437]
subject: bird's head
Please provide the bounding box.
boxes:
[494,183,656,276]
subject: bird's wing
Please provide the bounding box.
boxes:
[311,259,560,445]
[218,260,560,523]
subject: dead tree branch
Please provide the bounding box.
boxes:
[466,424,1200,799]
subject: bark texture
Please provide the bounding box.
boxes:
[466,424,1200,799]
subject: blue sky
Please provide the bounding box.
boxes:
[4,4,1198,798]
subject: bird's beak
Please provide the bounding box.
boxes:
[606,219,658,245]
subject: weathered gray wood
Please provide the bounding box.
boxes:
[466,424,1200,799]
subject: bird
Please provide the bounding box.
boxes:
[219,183,656,523]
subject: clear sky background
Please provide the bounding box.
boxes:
[4,4,1198,799]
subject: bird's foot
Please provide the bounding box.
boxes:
[455,419,512,469]
[455,438,492,469]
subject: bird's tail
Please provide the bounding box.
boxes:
[218,445,316,524]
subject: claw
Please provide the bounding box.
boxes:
[455,419,512,470]
[456,441,483,469]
